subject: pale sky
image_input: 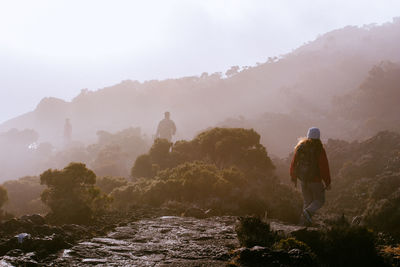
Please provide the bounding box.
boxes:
[1,0,399,123]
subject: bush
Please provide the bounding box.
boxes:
[149,138,172,169]
[0,185,7,210]
[88,127,149,177]
[273,237,314,255]
[2,176,47,216]
[131,154,153,178]
[293,217,386,267]
[0,185,11,221]
[322,225,384,267]
[40,162,111,224]
[121,128,301,221]
[235,216,277,247]
[109,183,138,210]
[96,176,128,194]
[140,161,238,206]
[363,188,400,238]
[132,128,275,179]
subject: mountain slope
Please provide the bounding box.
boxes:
[1,19,400,152]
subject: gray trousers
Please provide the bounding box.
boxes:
[301,181,325,216]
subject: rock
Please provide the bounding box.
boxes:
[204,208,221,217]
[20,234,71,258]
[0,237,19,256]
[270,220,308,235]
[5,248,24,257]
[32,224,59,236]
[20,214,46,226]
[288,248,317,266]
[0,218,23,234]
[62,224,88,238]
[181,207,206,219]
[3,249,38,266]
[16,233,31,243]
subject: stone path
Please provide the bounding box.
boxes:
[53,216,238,266]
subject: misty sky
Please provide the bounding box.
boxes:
[1,0,399,124]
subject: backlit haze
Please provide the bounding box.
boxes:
[1,0,400,123]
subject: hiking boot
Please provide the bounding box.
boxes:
[302,209,312,226]
[299,216,312,227]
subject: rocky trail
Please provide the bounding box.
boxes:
[0,215,240,266]
[0,210,345,266]
[54,216,238,266]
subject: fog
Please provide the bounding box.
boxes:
[2,3,400,265]
[1,1,400,123]
[0,2,400,181]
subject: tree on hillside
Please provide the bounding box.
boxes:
[149,138,172,168]
[40,162,110,224]
[124,128,300,222]
[0,185,8,210]
[88,127,149,177]
[192,128,275,173]
[131,128,275,179]
[0,185,11,221]
[2,176,47,216]
[226,66,240,77]
[334,61,400,135]
[131,154,153,178]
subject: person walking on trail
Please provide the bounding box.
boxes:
[155,111,176,142]
[290,127,331,226]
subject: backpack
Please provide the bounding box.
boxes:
[295,142,320,182]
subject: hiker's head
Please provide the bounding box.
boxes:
[307,127,320,140]
[295,127,322,151]
[164,111,170,119]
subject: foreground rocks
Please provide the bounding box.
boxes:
[0,211,396,266]
[0,208,173,265]
[0,214,107,265]
[0,208,238,266]
[229,246,317,267]
[49,216,238,266]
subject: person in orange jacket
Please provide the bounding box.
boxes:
[290,127,331,226]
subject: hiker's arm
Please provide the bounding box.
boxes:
[319,148,331,188]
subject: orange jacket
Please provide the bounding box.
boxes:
[290,147,331,186]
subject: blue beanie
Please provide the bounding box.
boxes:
[307,127,320,139]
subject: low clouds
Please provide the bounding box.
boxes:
[0,0,399,123]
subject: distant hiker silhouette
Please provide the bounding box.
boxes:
[290,127,331,226]
[155,112,176,142]
[64,118,72,145]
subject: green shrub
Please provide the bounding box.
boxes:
[363,188,400,238]
[122,128,301,221]
[96,176,128,194]
[2,176,47,216]
[235,216,277,247]
[131,154,153,178]
[141,161,234,205]
[293,218,386,267]
[0,185,7,210]
[132,128,275,179]
[149,138,172,169]
[273,237,313,254]
[40,162,111,224]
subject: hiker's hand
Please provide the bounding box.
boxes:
[325,184,331,191]
[292,179,297,188]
